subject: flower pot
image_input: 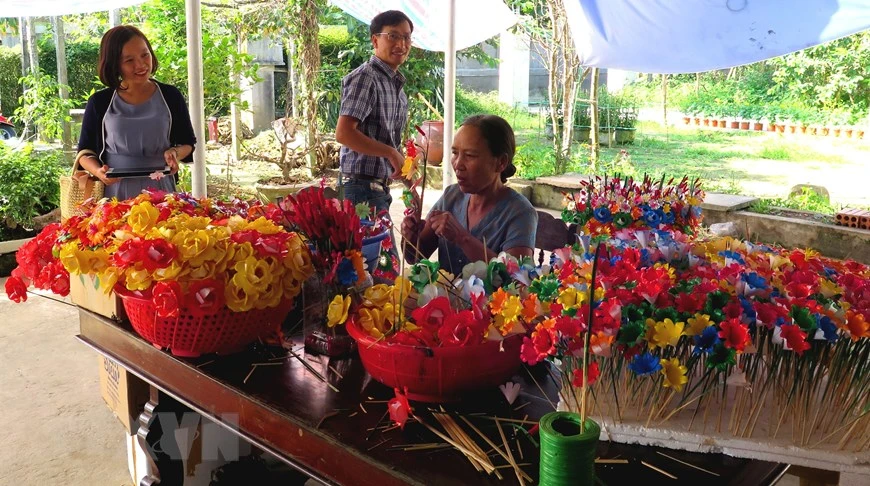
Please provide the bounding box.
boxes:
[346,318,524,402]
[833,128,842,137]
[539,412,600,486]
[809,126,818,136]
[415,120,444,165]
[730,121,740,129]
[844,128,854,138]
[254,181,311,204]
[787,124,797,134]
[573,126,591,143]
[302,276,356,357]
[766,123,777,132]
[800,125,808,134]
[702,118,710,127]
[753,122,763,131]
[598,129,615,147]
[739,121,750,130]
[614,127,636,145]
[693,117,701,126]
[711,119,719,128]
[776,124,785,134]
[681,116,690,125]
[857,129,865,140]
[820,127,830,136]
[719,119,727,128]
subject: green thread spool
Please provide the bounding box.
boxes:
[539,412,600,486]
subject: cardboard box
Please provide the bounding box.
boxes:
[70,273,126,320]
[99,355,150,435]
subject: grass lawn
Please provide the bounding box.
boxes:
[513,120,870,207]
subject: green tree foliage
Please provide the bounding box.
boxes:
[125,0,260,117]
[13,72,76,141]
[0,46,23,117]
[37,37,102,108]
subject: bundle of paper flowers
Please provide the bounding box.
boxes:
[5,191,314,316]
[518,232,869,450]
[561,174,705,238]
[336,257,538,346]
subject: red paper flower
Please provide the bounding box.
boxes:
[520,320,557,365]
[253,232,291,258]
[141,239,178,271]
[718,318,751,351]
[388,387,412,429]
[4,276,28,303]
[152,281,183,318]
[779,324,811,355]
[111,237,146,268]
[437,310,482,346]
[185,279,226,317]
[571,361,600,387]
[411,296,454,331]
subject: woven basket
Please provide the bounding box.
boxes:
[118,289,293,358]
[59,161,104,220]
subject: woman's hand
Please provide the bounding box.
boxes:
[401,214,424,248]
[164,147,180,174]
[427,210,469,245]
[95,166,120,186]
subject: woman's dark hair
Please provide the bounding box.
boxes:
[370,10,414,35]
[98,25,158,90]
[461,115,517,183]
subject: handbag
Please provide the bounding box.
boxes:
[59,160,105,220]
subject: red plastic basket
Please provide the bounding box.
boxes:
[118,290,293,358]
[346,318,524,402]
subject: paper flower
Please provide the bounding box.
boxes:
[693,326,720,355]
[649,318,685,350]
[499,382,521,405]
[660,358,688,391]
[572,361,601,387]
[628,352,662,376]
[686,313,713,336]
[520,319,557,365]
[326,294,351,328]
[388,388,412,429]
[718,318,751,352]
[778,324,811,355]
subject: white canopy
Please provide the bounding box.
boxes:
[1,0,147,18]
[328,0,517,52]
[564,0,870,74]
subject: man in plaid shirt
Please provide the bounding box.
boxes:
[335,10,413,217]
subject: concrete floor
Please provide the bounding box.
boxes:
[0,284,131,485]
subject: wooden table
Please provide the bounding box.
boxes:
[77,309,788,485]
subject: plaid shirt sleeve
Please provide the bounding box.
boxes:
[340,70,375,122]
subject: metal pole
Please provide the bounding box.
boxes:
[186,0,207,197]
[441,0,456,186]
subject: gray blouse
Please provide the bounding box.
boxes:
[103,88,176,200]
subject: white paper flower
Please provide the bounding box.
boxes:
[499,382,521,405]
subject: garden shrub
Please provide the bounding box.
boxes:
[0,143,66,229]
[0,46,23,118]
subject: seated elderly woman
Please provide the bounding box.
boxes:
[401,114,538,274]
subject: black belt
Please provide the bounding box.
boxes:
[342,172,389,185]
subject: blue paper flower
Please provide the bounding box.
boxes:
[693,326,720,355]
[593,206,613,224]
[738,296,757,330]
[336,258,358,286]
[817,315,838,342]
[661,209,675,225]
[742,272,768,290]
[643,209,662,228]
[719,250,746,265]
[628,352,662,376]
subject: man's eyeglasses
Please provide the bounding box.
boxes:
[374,32,413,45]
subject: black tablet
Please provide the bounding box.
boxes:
[105,166,172,178]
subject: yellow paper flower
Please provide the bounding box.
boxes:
[124,265,153,291]
[327,294,351,327]
[649,318,685,349]
[97,267,123,294]
[232,255,274,295]
[358,306,389,338]
[255,281,283,310]
[660,358,688,391]
[225,281,259,312]
[244,216,282,235]
[174,229,224,267]
[557,286,586,309]
[151,261,184,282]
[686,313,713,337]
[128,201,160,234]
[401,155,417,179]
[392,276,412,306]
[364,284,393,308]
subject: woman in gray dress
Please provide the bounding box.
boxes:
[76,25,196,200]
